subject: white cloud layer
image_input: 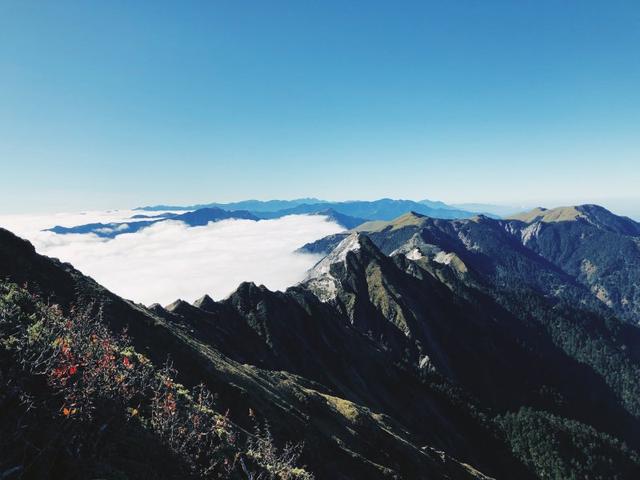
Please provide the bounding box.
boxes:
[0,211,343,306]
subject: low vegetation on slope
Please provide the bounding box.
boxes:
[0,282,313,480]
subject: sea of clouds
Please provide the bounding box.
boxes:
[0,210,344,305]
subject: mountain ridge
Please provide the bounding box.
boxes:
[2,202,640,479]
[302,203,640,324]
[46,207,259,238]
[508,204,640,236]
[0,225,510,479]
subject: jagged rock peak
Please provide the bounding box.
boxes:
[148,303,167,315]
[193,293,217,311]
[302,233,384,303]
[164,298,190,313]
[306,233,374,280]
[302,233,364,302]
[391,233,441,260]
[232,281,268,296]
[226,282,275,305]
[390,233,468,274]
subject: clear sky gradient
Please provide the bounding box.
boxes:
[1,1,639,214]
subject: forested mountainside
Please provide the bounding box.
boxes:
[2,203,640,479]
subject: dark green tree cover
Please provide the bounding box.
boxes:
[497,408,640,480]
[494,287,640,421]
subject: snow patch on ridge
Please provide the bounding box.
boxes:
[405,248,424,261]
[457,231,480,251]
[391,233,441,259]
[521,222,543,244]
[306,233,361,279]
[433,251,455,265]
[304,233,363,301]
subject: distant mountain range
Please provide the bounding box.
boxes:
[250,198,486,221]
[137,197,495,219]
[136,198,327,212]
[3,203,640,479]
[47,198,498,238]
[46,207,259,238]
[450,202,524,217]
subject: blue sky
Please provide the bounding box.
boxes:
[1,1,639,214]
